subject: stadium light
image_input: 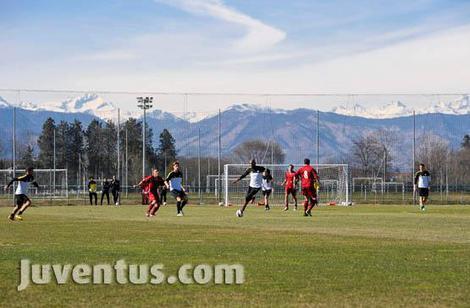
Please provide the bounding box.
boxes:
[137,97,154,178]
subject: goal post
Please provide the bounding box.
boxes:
[223,164,349,206]
[0,169,69,199]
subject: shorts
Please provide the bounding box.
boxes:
[15,194,30,206]
[418,188,429,197]
[262,189,272,197]
[148,192,160,203]
[245,187,261,202]
[171,190,187,200]
[285,187,296,195]
[301,187,317,200]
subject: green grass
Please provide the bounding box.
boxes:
[1,204,470,307]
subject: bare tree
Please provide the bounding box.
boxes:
[350,131,394,178]
[416,133,450,188]
[232,139,285,164]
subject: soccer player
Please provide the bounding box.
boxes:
[101,178,111,205]
[88,177,98,205]
[138,168,166,217]
[4,167,39,221]
[261,169,273,211]
[111,176,121,206]
[165,161,188,216]
[281,164,298,211]
[161,185,168,206]
[295,158,320,217]
[233,159,266,217]
[414,163,431,211]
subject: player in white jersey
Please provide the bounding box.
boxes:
[4,167,39,221]
[165,161,188,216]
[233,159,266,217]
[261,169,273,211]
[414,163,431,211]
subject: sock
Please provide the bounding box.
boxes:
[307,203,314,212]
[181,200,187,210]
[150,204,160,215]
[303,201,308,212]
[147,204,154,214]
[176,201,181,213]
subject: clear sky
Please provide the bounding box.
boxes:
[1,0,470,112]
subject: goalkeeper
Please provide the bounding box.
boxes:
[295,158,320,217]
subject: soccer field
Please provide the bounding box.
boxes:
[1,204,469,307]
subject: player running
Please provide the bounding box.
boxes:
[137,168,166,217]
[4,167,39,221]
[165,161,188,217]
[281,164,298,211]
[414,163,431,211]
[295,158,320,217]
[233,159,266,217]
[261,169,273,211]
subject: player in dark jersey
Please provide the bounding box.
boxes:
[4,167,39,221]
[281,164,298,211]
[101,179,111,205]
[414,163,431,211]
[295,158,320,217]
[111,176,121,206]
[233,159,266,217]
[165,161,188,216]
[137,168,166,217]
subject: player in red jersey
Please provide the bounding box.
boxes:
[281,164,298,211]
[137,168,166,218]
[295,158,320,217]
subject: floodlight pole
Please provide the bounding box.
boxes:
[137,97,153,179]
[117,108,120,180]
[53,128,56,197]
[412,110,416,205]
[12,107,16,204]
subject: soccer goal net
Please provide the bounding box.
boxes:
[0,169,69,199]
[223,164,349,206]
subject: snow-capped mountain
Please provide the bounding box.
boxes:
[331,97,469,118]
[227,103,287,114]
[0,96,10,108]
[6,94,135,120]
[331,104,368,117]
[428,95,470,115]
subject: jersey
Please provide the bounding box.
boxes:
[9,174,39,195]
[141,175,165,196]
[88,180,97,193]
[111,179,121,192]
[295,165,319,189]
[284,171,297,189]
[262,175,273,191]
[238,165,265,189]
[166,171,184,191]
[415,171,431,188]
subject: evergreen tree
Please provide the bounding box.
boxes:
[37,118,56,168]
[156,129,177,173]
[66,120,85,182]
[85,119,104,177]
[19,145,35,168]
[462,134,470,149]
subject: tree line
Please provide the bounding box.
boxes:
[9,117,178,186]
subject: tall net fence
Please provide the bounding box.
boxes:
[223,164,349,206]
[0,89,468,205]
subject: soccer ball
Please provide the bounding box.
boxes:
[218,202,224,206]
[236,209,243,217]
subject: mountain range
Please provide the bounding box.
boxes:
[0,95,469,168]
